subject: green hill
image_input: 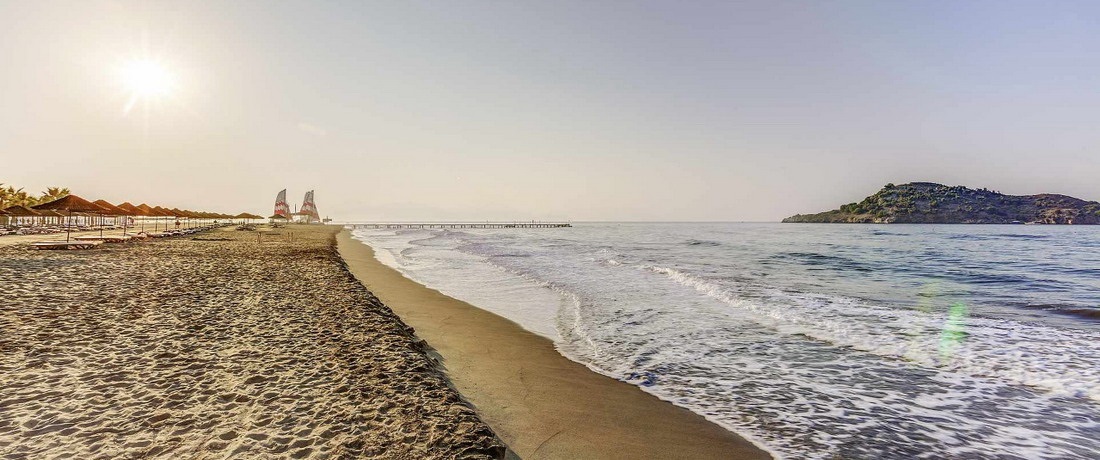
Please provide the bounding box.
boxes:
[783,182,1100,224]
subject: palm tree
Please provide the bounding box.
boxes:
[0,185,71,208]
[0,184,71,208]
[37,187,70,205]
[1,186,32,207]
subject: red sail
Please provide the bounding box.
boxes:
[274,189,290,218]
[299,190,320,223]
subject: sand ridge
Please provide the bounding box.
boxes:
[0,225,503,459]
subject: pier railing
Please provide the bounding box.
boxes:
[346,222,571,229]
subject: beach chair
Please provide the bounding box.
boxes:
[32,240,104,250]
[74,235,134,244]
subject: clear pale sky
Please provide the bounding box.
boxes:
[2,1,1097,221]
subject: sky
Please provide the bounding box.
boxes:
[1,0,1098,221]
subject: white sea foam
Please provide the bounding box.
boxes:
[351,224,1100,459]
[643,264,1100,403]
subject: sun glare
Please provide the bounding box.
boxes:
[121,59,173,97]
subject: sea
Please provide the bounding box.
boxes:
[350,223,1100,459]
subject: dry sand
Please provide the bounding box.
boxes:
[0,229,137,247]
[0,225,503,459]
[337,230,771,460]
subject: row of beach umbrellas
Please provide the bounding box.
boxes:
[0,194,264,242]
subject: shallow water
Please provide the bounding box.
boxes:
[352,223,1100,459]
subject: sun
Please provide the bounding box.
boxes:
[121,59,173,97]
[116,58,176,115]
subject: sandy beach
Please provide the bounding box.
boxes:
[0,228,144,248]
[0,225,502,458]
[336,230,771,460]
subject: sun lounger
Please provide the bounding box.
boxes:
[32,240,104,250]
[74,235,134,243]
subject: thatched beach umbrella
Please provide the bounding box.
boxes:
[117,202,143,234]
[4,205,41,216]
[146,205,162,231]
[93,200,127,237]
[93,200,126,215]
[210,212,229,225]
[161,207,177,231]
[37,209,67,227]
[188,211,204,228]
[181,210,200,229]
[117,202,140,214]
[32,194,104,242]
[168,208,185,229]
[135,204,156,233]
[3,205,41,228]
[160,207,178,232]
[152,206,173,232]
[170,208,188,230]
[175,209,190,229]
[191,211,206,228]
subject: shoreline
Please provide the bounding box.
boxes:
[336,229,771,459]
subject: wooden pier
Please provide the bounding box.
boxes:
[348,222,571,230]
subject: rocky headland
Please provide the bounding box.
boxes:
[784,182,1100,224]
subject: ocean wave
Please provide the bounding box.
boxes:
[686,239,722,247]
[870,229,909,236]
[1019,303,1100,321]
[945,233,1049,241]
[643,264,1100,403]
[991,233,1051,239]
[773,251,874,272]
[351,224,1100,459]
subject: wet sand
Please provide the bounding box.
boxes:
[0,225,502,458]
[337,230,771,460]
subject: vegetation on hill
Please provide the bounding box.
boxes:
[783,182,1100,224]
[0,184,70,209]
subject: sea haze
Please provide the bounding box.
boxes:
[351,223,1100,459]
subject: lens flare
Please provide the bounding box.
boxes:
[940,302,969,360]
